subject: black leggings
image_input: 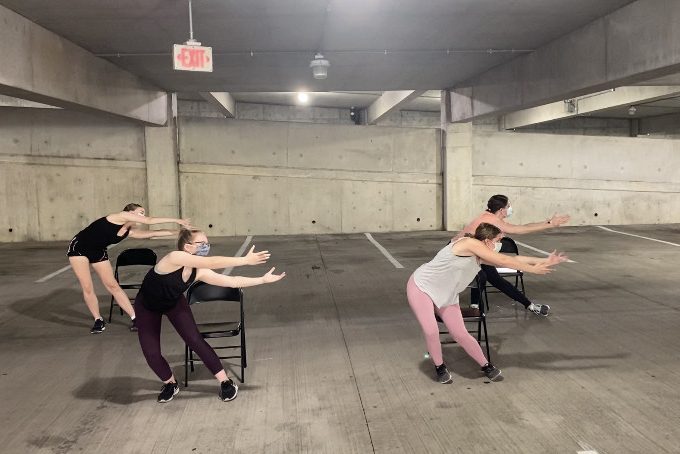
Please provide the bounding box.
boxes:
[134,294,223,382]
[472,264,532,308]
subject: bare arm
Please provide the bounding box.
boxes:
[108,211,191,227]
[454,238,554,274]
[127,229,178,239]
[196,267,286,288]
[164,247,270,269]
[498,213,570,235]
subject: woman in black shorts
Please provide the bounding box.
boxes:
[135,228,285,403]
[67,203,190,334]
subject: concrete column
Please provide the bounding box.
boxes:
[144,94,180,225]
[444,122,473,231]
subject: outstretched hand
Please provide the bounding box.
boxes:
[546,250,569,266]
[178,218,193,228]
[549,213,570,227]
[531,262,554,275]
[262,267,286,283]
[244,245,271,265]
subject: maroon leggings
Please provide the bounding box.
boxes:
[134,294,223,382]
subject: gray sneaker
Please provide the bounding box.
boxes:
[481,364,503,381]
[435,363,453,384]
[528,303,550,316]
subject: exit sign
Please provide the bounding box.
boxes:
[173,44,213,72]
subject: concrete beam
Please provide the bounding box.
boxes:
[503,86,680,129]
[0,5,167,125]
[199,92,237,118]
[452,0,680,122]
[0,94,58,109]
[366,90,425,124]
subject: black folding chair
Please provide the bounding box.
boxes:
[437,274,491,362]
[184,282,246,386]
[108,248,157,322]
[485,236,526,299]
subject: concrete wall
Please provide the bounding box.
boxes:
[469,130,680,226]
[0,108,146,242]
[178,117,442,235]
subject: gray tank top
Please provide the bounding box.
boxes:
[413,239,480,308]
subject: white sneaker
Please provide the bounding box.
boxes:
[528,303,550,316]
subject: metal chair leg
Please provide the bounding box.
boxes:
[184,344,189,387]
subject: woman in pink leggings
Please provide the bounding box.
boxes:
[407,223,568,384]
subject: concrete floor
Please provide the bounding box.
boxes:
[1,225,679,453]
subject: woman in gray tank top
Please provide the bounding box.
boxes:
[407,223,568,384]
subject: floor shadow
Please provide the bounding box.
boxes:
[8,288,112,330]
[73,373,260,404]
[416,346,631,381]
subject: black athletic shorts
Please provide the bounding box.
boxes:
[66,237,109,263]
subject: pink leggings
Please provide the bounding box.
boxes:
[407,275,488,367]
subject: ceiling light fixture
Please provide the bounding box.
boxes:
[310,53,330,79]
[628,105,637,116]
[297,92,309,103]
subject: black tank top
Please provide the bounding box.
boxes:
[74,217,129,250]
[139,266,197,312]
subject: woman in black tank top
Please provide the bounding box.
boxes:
[67,203,192,334]
[134,228,286,403]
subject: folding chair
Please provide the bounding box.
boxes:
[108,248,157,322]
[184,282,246,386]
[437,274,491,362]
[485,236,526,298]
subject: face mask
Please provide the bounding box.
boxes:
[493,242,502,253]
[505,206,513,217]
[194,243,211,256]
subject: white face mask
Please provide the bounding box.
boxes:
[493,242,502,253]
[505,206,513,217]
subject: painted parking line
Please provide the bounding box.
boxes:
[364,233,404,269]
[35,243,121,283]
[596,225,680,247]
[514,240,577,263]
[222,235,253,276]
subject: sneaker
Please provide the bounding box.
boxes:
[528,303,550,317]
[435,363,453,384]
[129,319,138,332]
[481,363,503,381]
[90,318,106,334]
[157,382,179,403]
[219,379,239,402]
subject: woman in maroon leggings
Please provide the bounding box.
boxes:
[135,228,285,403]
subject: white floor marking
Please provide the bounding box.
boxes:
[364,233,404,269]
[596,225,680,247]
[513,240,577,263]
[36,243,121,283]
[222,235,253,276]
[35,265,72,283]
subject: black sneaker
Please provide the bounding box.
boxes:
[157,382,179,403]
[481,363,503,381]
[219,379,239,401]
[129,319,138,332]
[90,318,106,334]
[435,363,453,384]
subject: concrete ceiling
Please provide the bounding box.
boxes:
[588,96,680,119]
[0,0,634,92]
[202,90,442,111]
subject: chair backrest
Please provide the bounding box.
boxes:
[500,237,519,255]
[186,281,242,306]
[115,248,157,268]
